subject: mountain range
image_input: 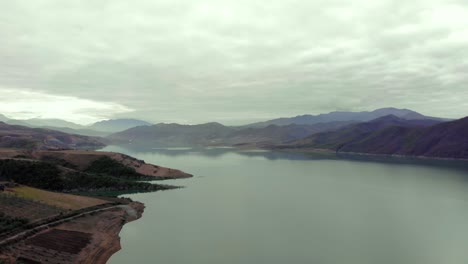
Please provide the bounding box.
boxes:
[12,118,85,129]
[245,107,446,128]
[2,107,467,160]
[281,115,468,159]
[0,116,152,136]
[108,121,362,147]
[108,108,447,147]
[0,122,104,149]
[88,119,152,133]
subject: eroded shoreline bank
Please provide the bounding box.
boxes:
[0,148,191,264]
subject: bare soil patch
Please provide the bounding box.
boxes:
[26,229,92,254]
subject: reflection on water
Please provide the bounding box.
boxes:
[106,145,468,264]
[107,144,468,173]
[152,147,193,151]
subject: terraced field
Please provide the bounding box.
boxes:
[7,232,81,264]
[10,229,93,263]
[26,229,92,254]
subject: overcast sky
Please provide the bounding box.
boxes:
[1,0,467,125]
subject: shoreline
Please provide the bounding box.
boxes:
[0,200,145,264]
[269,147,468,162]
[75,201,145,264]
[0,148,191,264]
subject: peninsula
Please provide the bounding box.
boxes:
[0,121,192,263]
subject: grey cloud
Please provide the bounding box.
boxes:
[0,0,467,124]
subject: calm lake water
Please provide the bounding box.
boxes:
[105,145,468,264]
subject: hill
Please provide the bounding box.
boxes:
[0,122,105,149]
[224,121,356,146]
[0,148,192,194]
[38,126,109,137]
[109,122,233,146]
[0,115,8,122]
[19,118,85,130]
[0,117,106,137]
[246,107,446,128]
[89,119,152,133]
[108,120,357,147]
[282,115,468,159]
[0,116,152,136]
[2,117,85,129]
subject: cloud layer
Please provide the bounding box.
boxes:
[1,0,467,124]
[0,88,132,124]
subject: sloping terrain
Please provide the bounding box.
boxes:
[8,186,108,210]
[0,147,191,263]
[283,115,468,159]
[108,121,355,147]
[109,122,234,146]
[0,122,105,150]
[0,115,153,136]
[0,153,190,193]
[224,122,355,146]
[38,126,109,137]
[0,202,144,264]
[0,193,64,223]
[245,107,446,128]
[34,150,192,179]
[89,119,152,133]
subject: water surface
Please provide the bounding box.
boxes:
[106,146,468,264]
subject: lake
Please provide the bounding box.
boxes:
[105,145,468,264]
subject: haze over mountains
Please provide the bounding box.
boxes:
[0,114,9,122]
[1,107,467,160]
[0,122,104,149]
[11,118,85,130]
[246,107,446,127]
[107,108,449,147]
[0,115,151,136]
[108,121,358,147]
[88,119,152,133]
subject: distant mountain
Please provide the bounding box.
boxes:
[0,115,153,136]
[282,115,468,159]
[287,115,441,149]
[89,119,152,132]
[109,120,357,147]
[1,117,86,129]
[21,118,85,130]
[39,126,109,137]
[4,119,33,126]
[224,121,356,146]
[0,115,31,126]
[0,117,106,136]
[0,122,105,149]
[109,122,233,146]
[246,108,446,128]
[0,114,9,122]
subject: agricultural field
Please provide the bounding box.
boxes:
[0,193,64,223]
[0,213,28,234]
[0,185,110,239]
[26,229,92,254]
[3,229,89,264]
[9,186,108,210]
